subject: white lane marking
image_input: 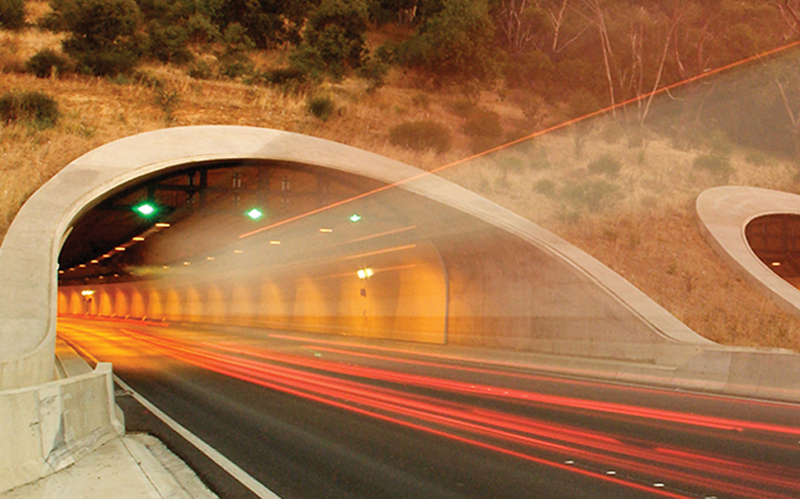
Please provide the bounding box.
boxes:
[114,376,280,499]
[606,470,616,475]
[654,483,665,488]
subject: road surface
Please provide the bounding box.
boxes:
[58,316,800,498]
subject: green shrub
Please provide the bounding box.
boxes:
[26,49,69,78]
[264,66,306,85]
[449,98,476,118]
[355,53,389,92]
[511,90,544,124]
[188,60,212,80]
[463,108,502,153]
[291,0,369,81]
[106,73,132,85]
[389,120,452,153]
[495,155,523,173]
[184,12,220,46]
[58,0,144,76]
[395,0,497,88]
[216,23,255,79]
[412,93,431,109]
[566,88,601,119]
[587,154,621,178]
[258,66,308,94]
[0,91,60,128]
[307,95,335,121]
[561,180,621,213]
[744,149,775,167]
[219,54,253,78]
[534,179,556,197]
[529,150,552,170]
[154,85,179,120]
[463,108,501,138]
[693,153,733,179]
[146,21,193,64]
[131,69,161,88]
[0,0,26,30]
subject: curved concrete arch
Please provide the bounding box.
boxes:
[1,125,714,391]
[697,186,800,317]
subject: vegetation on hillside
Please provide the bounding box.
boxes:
[4,0,800,353]
[4,0,798,127]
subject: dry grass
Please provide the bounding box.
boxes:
[2,25,800,352]
[555,209,800,352]
[0,1,63,73]
[0,66,479,241]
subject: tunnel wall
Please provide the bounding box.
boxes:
[59,241,448,344]
[434,227,677,361]
[61,225,699,364]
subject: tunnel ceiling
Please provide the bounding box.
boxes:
[745,214,800,281]
[58,159,491,288]
[58,159,388,284]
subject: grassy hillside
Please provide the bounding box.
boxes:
[3,1,800,353]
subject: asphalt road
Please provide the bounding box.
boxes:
[58,316,800,498]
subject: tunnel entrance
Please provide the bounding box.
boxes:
[58,159,456,343]
[745,214,800,288]
[57,152,673,353]
[58,159,385,283]
[49,127,701,359]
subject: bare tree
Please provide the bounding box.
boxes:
[777,0,800,37]
[776,79,800,156]
[639,1,684,125]
[534,0,590,59]
[496,0,535,52]
[579,0,616,114]
[397,0,417,25]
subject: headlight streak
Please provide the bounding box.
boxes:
[110,329,680,497]
[266,332,800,415]
[203,339,800,438]
[60,321,800,499]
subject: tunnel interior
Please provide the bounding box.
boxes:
[58,159,668,354]
[745,214,800,289]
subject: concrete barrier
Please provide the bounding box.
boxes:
[0,362,124,492]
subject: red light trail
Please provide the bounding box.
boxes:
[59,319,800,498]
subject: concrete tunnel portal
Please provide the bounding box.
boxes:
[56,155,664,350]
[1,126,716,394]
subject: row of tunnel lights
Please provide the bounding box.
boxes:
[64,202,374,283]
[125,203,800,279]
